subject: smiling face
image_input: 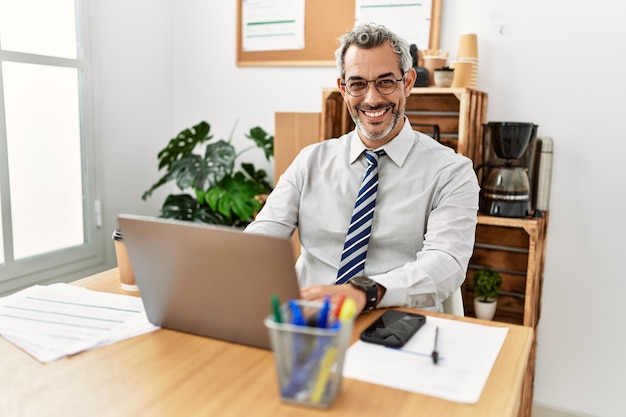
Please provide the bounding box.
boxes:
[338,43,416,148]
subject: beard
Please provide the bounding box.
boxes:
[351,104,401,141]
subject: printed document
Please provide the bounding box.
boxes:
[343,315,508,403]
[0,283,158,363]
[355,0,432,49]
[242,0,305,52]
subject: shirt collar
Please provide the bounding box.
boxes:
[348,116,414,167]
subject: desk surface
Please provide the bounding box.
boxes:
[0,268,533,417]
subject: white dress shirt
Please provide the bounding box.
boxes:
[245,118,479,312]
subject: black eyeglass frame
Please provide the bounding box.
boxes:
[340,73,407,97]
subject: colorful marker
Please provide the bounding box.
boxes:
[271,294,282,324]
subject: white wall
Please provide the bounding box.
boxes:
[91,0,175,266]
[93,1,626,416]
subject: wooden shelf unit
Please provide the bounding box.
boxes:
[465,214,547,327]
[465,213,547,417]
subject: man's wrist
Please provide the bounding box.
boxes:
[348,276,379,311]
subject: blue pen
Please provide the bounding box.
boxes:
[283,300,307,398]
[317,296,331,329]
[288,299,305,326]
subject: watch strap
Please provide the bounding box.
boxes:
[363,284,378,311]
[349,277,378,311]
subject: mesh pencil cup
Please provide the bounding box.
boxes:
[264,299,354,408]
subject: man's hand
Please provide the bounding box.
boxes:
[300,284,367,313]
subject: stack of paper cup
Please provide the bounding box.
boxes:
[449,61,474,88]
[456,33,478,88]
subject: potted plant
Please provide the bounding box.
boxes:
[433,66,454,87]
[472,268,503,320]
[141,120,274,228]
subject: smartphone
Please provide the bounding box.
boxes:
[360,310,426,348]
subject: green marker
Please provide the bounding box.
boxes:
[271,294,283,323]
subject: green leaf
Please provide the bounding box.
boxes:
[204,176,262,222]
[246,126,274,162]
[157,121,212,171]
[167,154,202,191]
[195,189,206,205]
[142,121,212,199]
[142,174,170,201]
[160,194,199,221]
[231,196,260,221]
[472,268,503,301]
[203,140,236,188]
[240,162,273,194]
[204,187,220,211]
[217,193,233,217]
[161,193,235,225]
[165,139,236,193]
[194,206,232,225]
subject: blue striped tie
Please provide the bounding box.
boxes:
[336,150,382,284]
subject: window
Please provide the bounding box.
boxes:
[0,0,102,294]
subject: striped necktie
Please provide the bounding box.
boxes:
[336,150,382,284]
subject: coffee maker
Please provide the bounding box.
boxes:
[479,122,538,218]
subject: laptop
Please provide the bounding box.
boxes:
[117,213,300,349]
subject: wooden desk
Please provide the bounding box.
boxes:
[0,268,533,417]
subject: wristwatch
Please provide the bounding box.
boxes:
[348,276,378,311]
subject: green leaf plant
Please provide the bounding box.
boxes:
[471,268,503,302]
[142,120,274,228]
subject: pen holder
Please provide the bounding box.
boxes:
[264,300,354,408]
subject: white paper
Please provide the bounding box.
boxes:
[242,0,306,52]
[355,0,432,49]
[0,283,158,363]
[343,316,508,403]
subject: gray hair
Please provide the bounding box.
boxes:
[335,23,413,80]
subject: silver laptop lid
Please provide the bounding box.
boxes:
[117,214,300,349]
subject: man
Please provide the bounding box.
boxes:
[245,23,479,314]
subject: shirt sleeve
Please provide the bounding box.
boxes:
[243,150,303,239]
[372,157,479,311]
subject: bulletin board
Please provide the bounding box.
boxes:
[236,0,442,67]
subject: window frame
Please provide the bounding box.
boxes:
[0,0,104,295]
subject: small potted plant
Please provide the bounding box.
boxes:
[472,268,503,320]
[433,66,454,87]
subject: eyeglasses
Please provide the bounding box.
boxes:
[341,74,405,97]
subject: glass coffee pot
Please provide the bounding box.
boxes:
[479,122,536,218]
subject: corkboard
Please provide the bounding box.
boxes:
[236,0,441,67]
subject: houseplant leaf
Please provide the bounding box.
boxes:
[161,193,233,225]
[167,139,236,193]
[160,194,199,222]
[246,127,274,162]
[169,154,206,191]
[240,162,273,194]
[202,139,236,189]
[157,121,212,171]
[205,175,262,222]
[142,121,213,200]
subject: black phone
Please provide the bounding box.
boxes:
[360,310,426,348]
